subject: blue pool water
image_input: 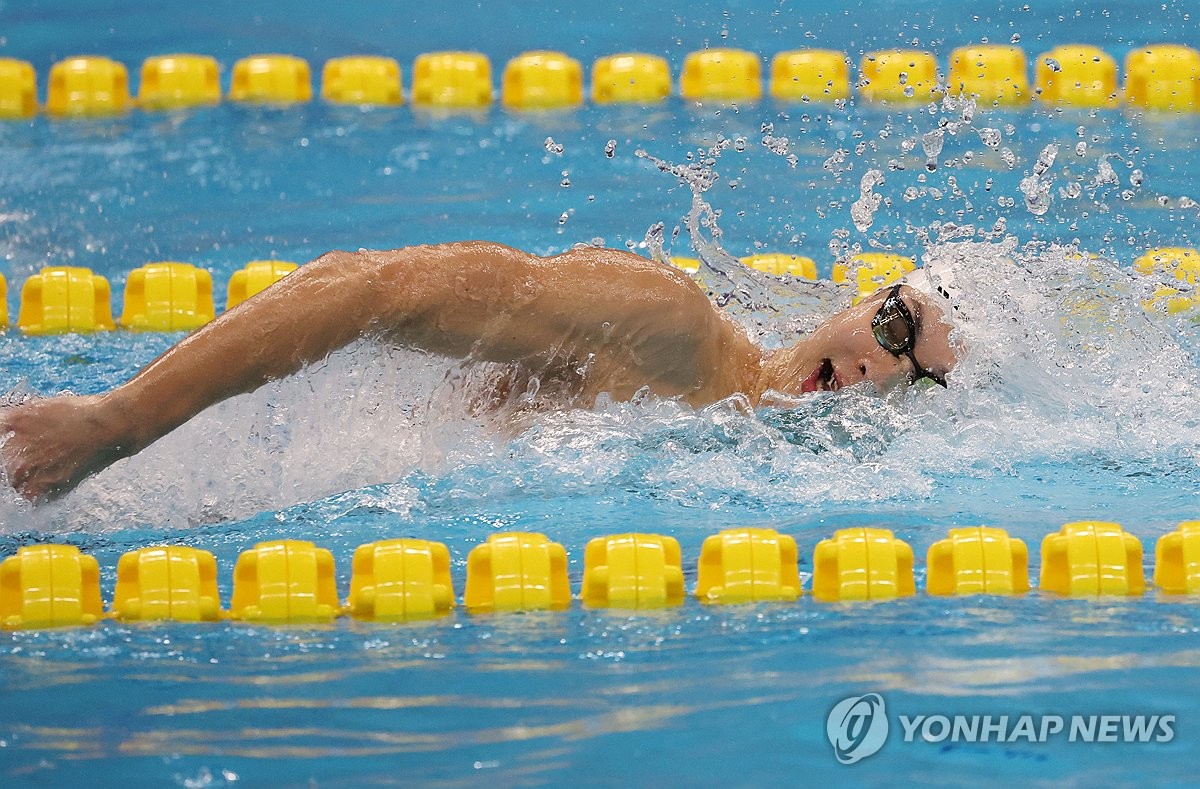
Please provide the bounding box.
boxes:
[2,0,1200,785]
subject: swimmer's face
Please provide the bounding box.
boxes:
[794,284,958,394]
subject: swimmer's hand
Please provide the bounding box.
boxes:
[0,394,132,502]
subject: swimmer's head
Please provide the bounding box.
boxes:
[760,265,960,398]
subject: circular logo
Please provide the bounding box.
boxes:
[826,693,888,764]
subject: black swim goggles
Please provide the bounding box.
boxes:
[870,284,947,387]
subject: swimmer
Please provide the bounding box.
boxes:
[0,241,958,501]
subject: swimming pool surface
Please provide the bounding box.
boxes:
[2,0,1200,785]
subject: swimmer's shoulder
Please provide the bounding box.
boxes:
[546,246,707,293]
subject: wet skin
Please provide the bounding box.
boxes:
[0,242,958,501]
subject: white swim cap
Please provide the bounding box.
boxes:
[899,258,960,310]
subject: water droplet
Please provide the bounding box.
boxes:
[822,148,849,173]
[544,137,564,155]
[1011,33,1021,43]
[1033,143,1059,176]
[850,174,893,238]
[1020,176,1052,215]
[604,139,616,158]
[922,129,944,170]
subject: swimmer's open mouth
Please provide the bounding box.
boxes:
[801,358,838,393]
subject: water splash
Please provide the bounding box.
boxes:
[976,127,1002,149]
[1019,143,1059,216]
[760,123,798,168]
[0,341,442,531]
[635,139,843,348]
[850,169,885,232]
[911,240,1200,475]
[636,141,767,305]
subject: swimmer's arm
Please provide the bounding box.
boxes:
[2,241,743,500]
[110,241,736,452]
